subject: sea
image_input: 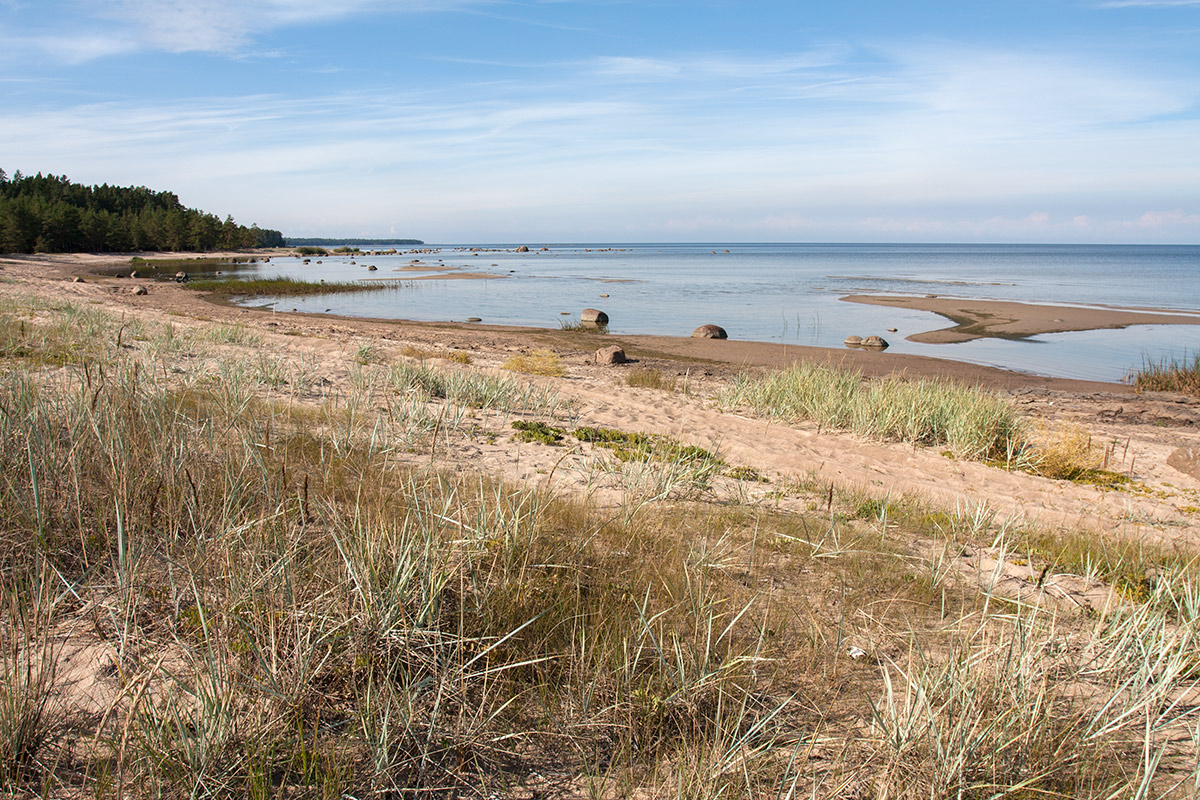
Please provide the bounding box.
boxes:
[211,243,1200,383]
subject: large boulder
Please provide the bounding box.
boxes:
[861,335,889,349]
[594,345,627,365]
[844,335,863,347]
[174,271,189,283]
[515,245,530,252]
[692,324,727,339]
[581,308,609,325]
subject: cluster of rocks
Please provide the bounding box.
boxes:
[579,309,729,365]
[843,335,889,350]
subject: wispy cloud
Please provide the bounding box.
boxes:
[2,0,484,59]
[1098,0,1200,7]
[2,31,1197,241]
[85,0,461,53]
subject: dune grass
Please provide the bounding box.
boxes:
[1130,352,1200,396]
[718,363,1025,461]
[626,367,677,391]
[3,300,1200,797]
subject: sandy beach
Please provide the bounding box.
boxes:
[4,250,1199,537]
[6,250,1200,796]
[844,293,1200,343]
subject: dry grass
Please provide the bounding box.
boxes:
[402,344,472,364]
[2,299,1200,798]
[626,367,677,391]
[1130,353,1200,396]
[501,349,565,377]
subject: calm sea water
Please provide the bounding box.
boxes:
[214,243,1200,383]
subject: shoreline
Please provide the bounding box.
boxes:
[0,250,1186,392]
[843,293,1200,344]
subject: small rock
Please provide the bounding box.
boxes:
[516,245,530,252]
[1168,447,1200,480]
[844,335,863,347]
[692,324,727,339]
[560,311,571,315]
[367,265,378,271]
[594,345,627,365]
[129,269,140,278]
[130,285,147,296]
[175,271,189,282]
[599,293,609,298]
[861,335,889,349]
[887,327,898,332]
[581,308,609,325]
[466,317,482,323]
[71,276,84,283]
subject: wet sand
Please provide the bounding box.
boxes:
[843,294,1200,344]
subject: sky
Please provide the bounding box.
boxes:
[1,0,1199,244]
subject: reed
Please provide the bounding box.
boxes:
[187,276,392,296]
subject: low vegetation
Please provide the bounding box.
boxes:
[626,366,677,391]
[558,317,608,333]
[501,348,566,377]
[187,276,392,297]
[1131,352,1200,396]
[2,298,1200,797]
[718,363,1025,460]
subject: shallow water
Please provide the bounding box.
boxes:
[208,243,1200,382]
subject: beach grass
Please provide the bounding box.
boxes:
[626,366,677,391]
[1130,352,1200,396]
[718,363,1025,460]
[3,298,1200,797]
[501,348,566,377]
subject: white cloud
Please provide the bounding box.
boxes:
[1098,0,1200,7]
[26,0,480,56]
[1127,209,1200,227]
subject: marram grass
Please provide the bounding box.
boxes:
[718,363,1025,460]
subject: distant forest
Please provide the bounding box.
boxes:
[0,169,285,254]
[286,237,424,246]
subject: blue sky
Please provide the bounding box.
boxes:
[2,0,1198,243]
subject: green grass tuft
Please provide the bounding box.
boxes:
[719,363,1024,461]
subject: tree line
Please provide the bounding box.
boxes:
[0,169,285,254]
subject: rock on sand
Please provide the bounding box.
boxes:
[594,345,627,365]
[692,324,727,339]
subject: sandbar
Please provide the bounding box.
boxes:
[843,294,1200,344]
